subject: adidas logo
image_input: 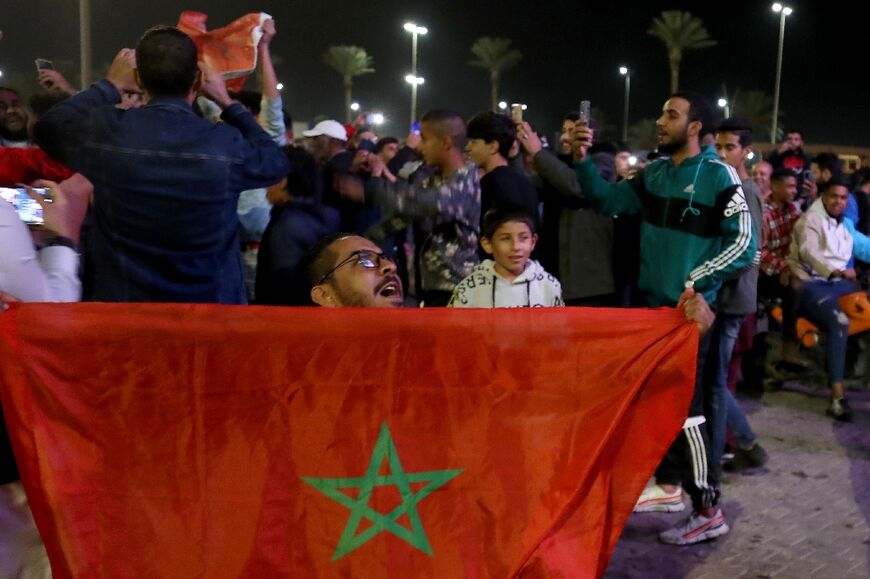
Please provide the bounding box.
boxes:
[724,188,749,217]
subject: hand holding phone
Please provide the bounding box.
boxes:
[572,104,594,162]
[37,69,77,95]
[516,121,542,155]
[406,129,421,150]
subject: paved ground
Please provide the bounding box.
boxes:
[605,384,870,579]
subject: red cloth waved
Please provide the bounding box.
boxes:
[0,304,697,578]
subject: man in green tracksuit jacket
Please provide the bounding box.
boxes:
[572,92,757,545]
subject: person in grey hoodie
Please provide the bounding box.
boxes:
[709,119,768,472]
[449,207,562,308]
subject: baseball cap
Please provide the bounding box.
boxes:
[303,120,347,141]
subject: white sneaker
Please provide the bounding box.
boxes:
[633,484,685,513]
[659,509,730,545]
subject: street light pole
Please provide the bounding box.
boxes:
[410,30,418,128]
[770,3,792,144]
[405,74,425,110]
[80,0,92,88]
[404,23,427,128]
[619,66,630,143]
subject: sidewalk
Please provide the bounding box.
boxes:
[606,386,870,578]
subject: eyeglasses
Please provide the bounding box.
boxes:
[318,249,393,285]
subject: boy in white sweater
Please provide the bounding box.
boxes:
[449,207,563,308]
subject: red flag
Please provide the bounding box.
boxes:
[0,304,696,577]
[178,11,268,92]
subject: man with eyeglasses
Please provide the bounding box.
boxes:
[301,233,404,308]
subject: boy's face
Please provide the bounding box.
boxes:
[465,137,497,167]
[771,175,797,206]
[481,220,537,278]
[715,132,749,171]
[418,121,446,167]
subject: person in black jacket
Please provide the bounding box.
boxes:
[256,146,340,305]
[465,112,539,231]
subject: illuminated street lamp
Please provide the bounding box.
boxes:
[770,3,793,143]
[404,22,428,128]
[717,98,730,118]
[619,66,630,143]
[350,102,360,112]
[498,101,508,111]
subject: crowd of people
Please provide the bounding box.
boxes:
[2,19,870,575]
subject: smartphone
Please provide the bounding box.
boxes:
[35,58,54,72]
[511,104,523,124]
[411,121,420,135]
[0,187,47,225]
[803,168,815,184]
[578,100,591,125]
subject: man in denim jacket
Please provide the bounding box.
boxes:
[35,26,289,303]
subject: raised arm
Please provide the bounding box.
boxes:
[570,120,643,216]
[257,18,286,145]
[34,48,138,164]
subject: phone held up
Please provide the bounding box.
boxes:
[35,58,54,72]
[0,187,48,226]
[578,100,591,125]
[511,104,523,124]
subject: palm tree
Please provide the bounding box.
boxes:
[627,119,660,151]
[648,11,717,94]
[323,46,375,123]
[732,90,782,143]
[468,37,522,112]
[590,106,618,143]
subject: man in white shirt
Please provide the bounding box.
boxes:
[1,178,87,578]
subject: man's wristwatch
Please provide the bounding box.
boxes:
[43,236,77,250]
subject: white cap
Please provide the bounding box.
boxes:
[303,120,347,141]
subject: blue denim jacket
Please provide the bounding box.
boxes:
[35,80,289,304]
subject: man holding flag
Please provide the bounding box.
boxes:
[572,91,756,544]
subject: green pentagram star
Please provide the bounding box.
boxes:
[301,422,462,561]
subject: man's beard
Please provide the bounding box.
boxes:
[657,129,689,155]
[0,122,27,142]
[333,285,371,308]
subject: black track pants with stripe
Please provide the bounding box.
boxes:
[655,329,721,510]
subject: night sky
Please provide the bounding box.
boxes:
[2,0,867,146]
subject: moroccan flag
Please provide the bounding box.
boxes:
[0,304,696,578]
[177,11,269,92]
